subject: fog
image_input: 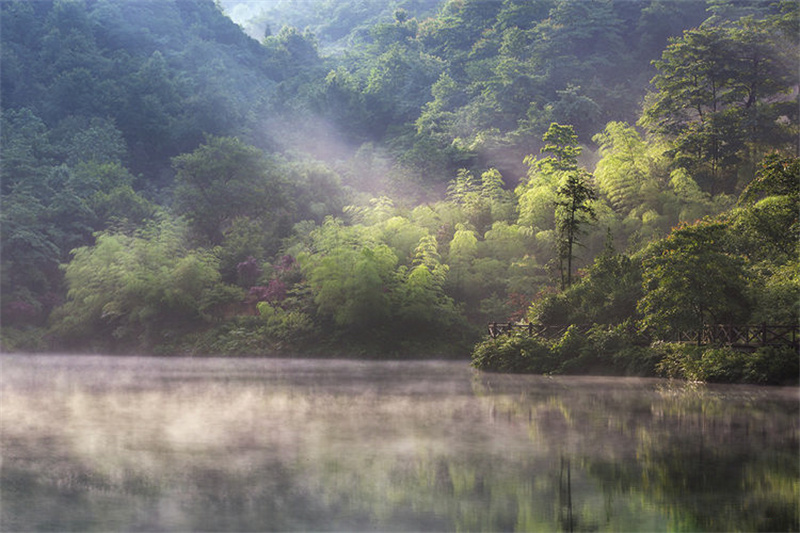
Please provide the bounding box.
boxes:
[2,355,797,531]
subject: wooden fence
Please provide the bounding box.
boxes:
[487,322,593,340]
[676,324,798,349]
[487,322,799,350]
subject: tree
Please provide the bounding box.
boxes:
[299,219,398,330]
[592,121,657,213]
[725,12,799,176]
[638,221,750,337]
[394,234,457,333]
[307,243,398,330]
[265,26,320,71]
[530,235,642,327]
[0,191,61,325]
[51,220,224,351]
[538,122,580,172]
[641,11,799,193]
[528,0,633,137]
[729,155,799,263]
[445,168,502,232]
[591,121,720,240]
[363,43,443,134]
[738,154,800,206]
[172,136,289,247]
[554,169,597,289]
[0,108,53,194]
[445,223,479,304]
[516,124,580,232]
[518,123,597,289]
[641,25,739,192]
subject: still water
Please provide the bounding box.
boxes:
[1,354,797,532]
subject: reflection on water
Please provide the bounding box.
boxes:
[1,355,797,532]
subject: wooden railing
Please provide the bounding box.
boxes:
[487,322,593,339]
[676,324,799,348]
[487,322,799,349]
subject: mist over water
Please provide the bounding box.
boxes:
[1,355,797,532]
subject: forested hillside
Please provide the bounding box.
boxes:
[2,0,798,381]
[219,0,442,51]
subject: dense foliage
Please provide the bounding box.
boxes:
[1,0,797,381]
[475,155,799,383]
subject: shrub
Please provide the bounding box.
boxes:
[472,323,661,376]
[0,326,49,353]
[744,345,800,385]
[589,322,657,375]
[655,343,799,384]
[654,342,705,381]
[610,345,660,376]
[189,317,269,356]
[696,347,749,383]
[553,325,591,374]
[257,302,314,344]
[471,334,556,373]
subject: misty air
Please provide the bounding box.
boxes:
[1,0,798,531]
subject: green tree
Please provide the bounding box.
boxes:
[377,215,428,265]
[519,124,597,288]
[538,122,580,172]
[516,124,582,233]
[445,223,479,305]
[748,261,799,325]
[445,168,496,232]
[638,221,750,337]
[317,67,371,142]
[394,234,457,334]
[531,235,642,326]
[641,25,738,192]
[263,25,320,77]
[363,43,443,134]
[592,121,660,214]
[51,220,225,351]
[591,121,724,241]
[0,191,61,325]
[738,154,800,206]
[727,155,799,325]
[725,12,800,177]
[641,11,799,193]
[0,108,54,193]
[172,136,289,247]
[299,219,398,330]
[554,169,597,289]
[528,0,632,138]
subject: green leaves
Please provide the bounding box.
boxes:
[530,155,798,349]
[308,244,398,328]
[53,220,224,351]
[295,213,463,343]
[539,122,580,172]
[299,219,393,329]
[518,124,597,288]
[638,221,750,336]
[396,235,455,328]
[172,136,289,247]
[738,154,800,206]
[593,122,654,213]
[641,13,799,192]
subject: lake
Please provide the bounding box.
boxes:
[1,354,797,532]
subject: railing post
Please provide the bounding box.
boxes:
[762,322,767,347]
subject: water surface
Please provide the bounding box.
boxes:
[1,355,797,531]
